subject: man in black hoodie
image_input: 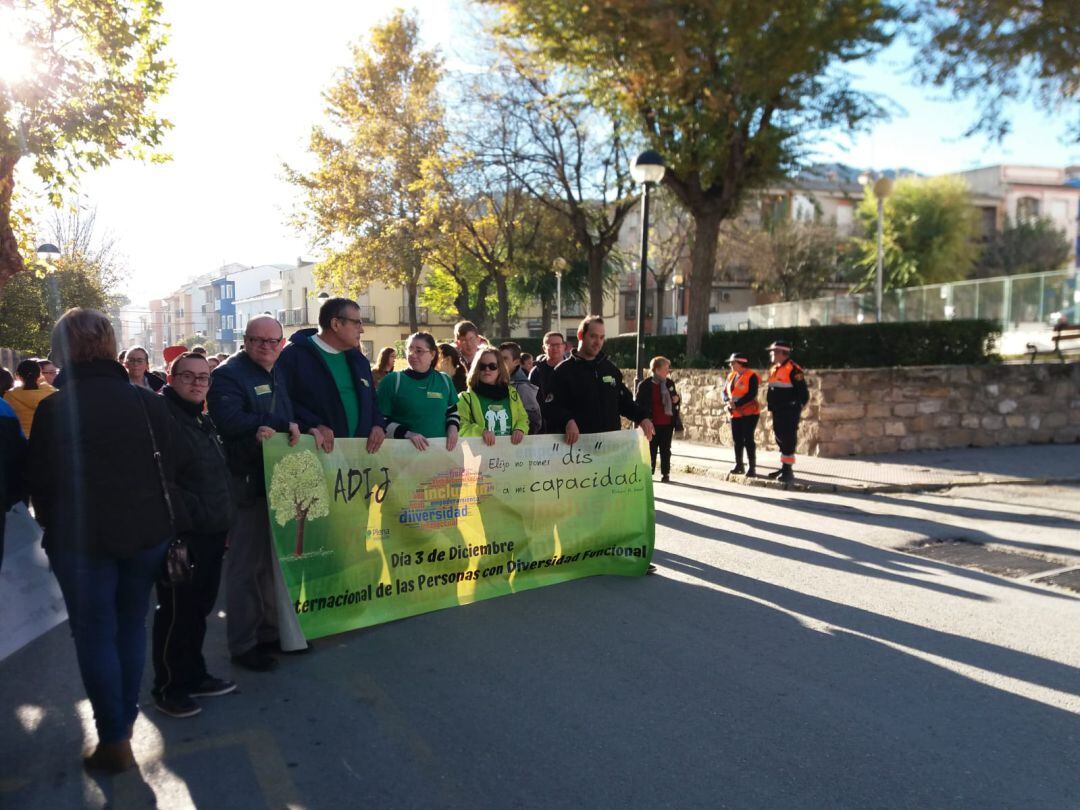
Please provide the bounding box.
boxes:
[550,316,655,446]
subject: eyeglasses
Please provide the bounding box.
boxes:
[126,357,147,365]
[409,347,432,355]
[176,372,212,386]
[246,336,282,347]
[334,316,364,326]
[477,362,498,372]
[41,369,58,376]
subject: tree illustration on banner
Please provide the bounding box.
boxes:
[268,451,331,557]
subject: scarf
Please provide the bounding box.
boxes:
[653,376,673,416]
[474,381,509,400]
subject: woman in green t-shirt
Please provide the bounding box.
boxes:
[457,348,528,446]
[377,332,460,451]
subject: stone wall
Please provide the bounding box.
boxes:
[638,362,1080,457]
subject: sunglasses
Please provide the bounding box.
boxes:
[477,362,498,372]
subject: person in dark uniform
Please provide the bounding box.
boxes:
[722,352,760,476]
[765,340,808,485]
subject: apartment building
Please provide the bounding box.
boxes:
[958,165,1080,265]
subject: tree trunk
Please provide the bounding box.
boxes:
[540,297,551,334]
[406,279,418,333]
[0,155,27,292]
[685,208,723,357]
[494,273,511,339]
[294,513,307,557]
[587,247,606,317]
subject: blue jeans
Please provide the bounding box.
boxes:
[47,540,168,745]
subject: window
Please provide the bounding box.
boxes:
[1016,196,1041,222]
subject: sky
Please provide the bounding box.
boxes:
[16,1,1080,309]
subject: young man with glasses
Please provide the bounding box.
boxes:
[207,315,304,671]
[528,330,567,434]
[275,297,387,456]
[152,352,238,718]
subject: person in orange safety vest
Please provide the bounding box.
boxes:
[765,340,809,485]
[722,352,760,476]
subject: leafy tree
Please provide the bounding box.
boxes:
[852,175,979,291]
[727,219,843,302]
[479,56,638,316]
[268,450,331,558]
[0,207,122,352]
[0,0,173,289]
[286,10,445,332]
[481,0,899,356]
[913,0,1080,141]
[974,217,1071,278]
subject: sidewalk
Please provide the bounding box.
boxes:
[671,439,1080,494]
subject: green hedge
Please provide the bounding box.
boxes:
[598,320,1000,370]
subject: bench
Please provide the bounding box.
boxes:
[1052,323,1080,363]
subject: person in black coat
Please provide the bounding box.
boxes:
[274,297,387,454]
[0,396,27,572]
[634,356,682,482]
[207,315,301,672]
[27,308,188,774]
[152,352,239,719]
[549,316,655,444]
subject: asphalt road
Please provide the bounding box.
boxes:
[3,477,1080,809]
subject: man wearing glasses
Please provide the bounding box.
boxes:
[207,315,304,672]
[276,297,387,456]
[37,359,59,390]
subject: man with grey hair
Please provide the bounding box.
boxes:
[208,315,304,672]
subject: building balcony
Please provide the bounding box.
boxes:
[399,306,429,325]
[358,305,375,322]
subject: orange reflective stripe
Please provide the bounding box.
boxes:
[780,455,796,464]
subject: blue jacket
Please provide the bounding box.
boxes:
[275,329,387,438]
[207,350,294,501]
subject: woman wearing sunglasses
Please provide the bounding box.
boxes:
[457,348,528,446]
[377,332,460,452]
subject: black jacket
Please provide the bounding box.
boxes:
[634,376,683,431]
[528,360,560,434]
[26,360,185,558]
[206,350,294,502]
[275,329,386,438]
[549,351,647,434]
[163,386,236,536]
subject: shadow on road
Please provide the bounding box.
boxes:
[4,560,1080,808]
[656,496,1079,603]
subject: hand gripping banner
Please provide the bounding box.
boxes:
[262,430,655,640]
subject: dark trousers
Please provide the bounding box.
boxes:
[771,407,800,464]
[731,414,759,462]
[153,532,226,697]
[47,540,168,744]
[225,498,279,656]
[650,424,675,476]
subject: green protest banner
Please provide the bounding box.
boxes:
[262,430,654,640]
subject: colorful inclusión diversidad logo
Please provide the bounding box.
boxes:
[399,468,496,530]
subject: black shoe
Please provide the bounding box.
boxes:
[728,464,745,475]
[646,563,658,575]
[189,676,237,698]
[766,469,784,479]
[154,691,202,719]
[660,475,670,483]
[746,466,757,478]
[780,469,795,485]
[231,648,278,672]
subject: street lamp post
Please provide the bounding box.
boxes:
[630,150,665,382]
[37,243,61,324]
[552,257,567,338]
[859,173,894,322]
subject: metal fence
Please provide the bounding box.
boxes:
[747,269,1079,332]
